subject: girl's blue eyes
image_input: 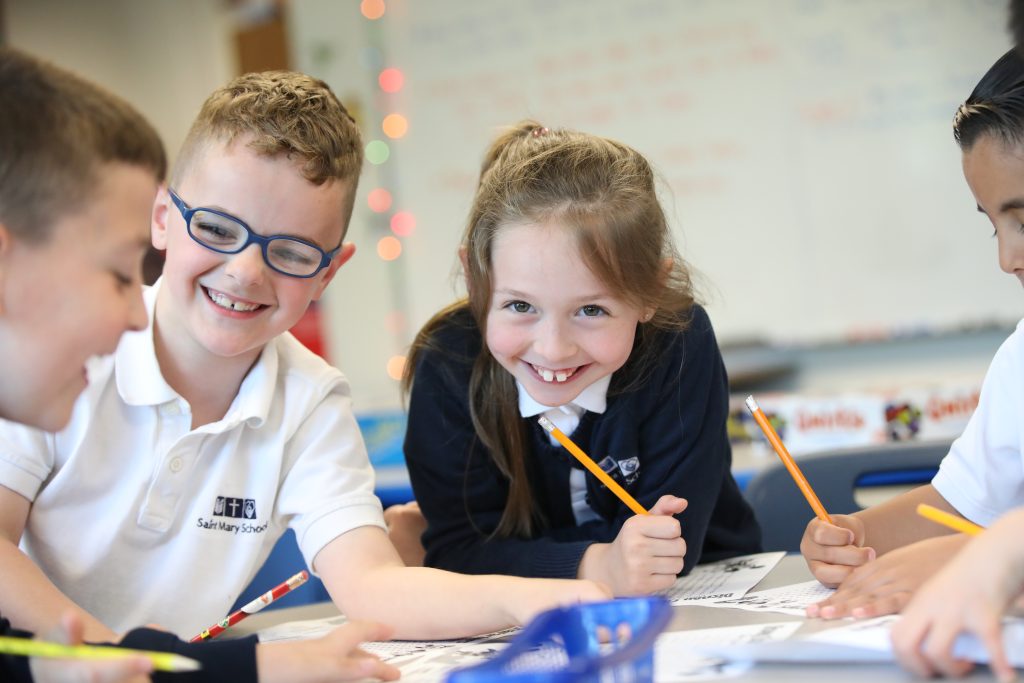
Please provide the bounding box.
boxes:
[503,301,607,317]
[507,301,533,313]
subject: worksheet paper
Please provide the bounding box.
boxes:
[698,615,1024,667]
[654,621,802,681]
[660,552,785,605]
[259,615,517,681]
[703,579,835,616]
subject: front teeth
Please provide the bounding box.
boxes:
[208,289,260,312]
[533,365,575,383]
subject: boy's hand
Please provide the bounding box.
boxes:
[257,621,400,683]
[383,501,427,567]
[29,612,152,683]
[579,496,687,595]
[800,514,873,587]
[807,534,969,619]
[891,510,1024,683]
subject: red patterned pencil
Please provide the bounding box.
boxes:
[189,570,309,642]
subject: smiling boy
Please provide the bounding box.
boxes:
[0,70,607,646]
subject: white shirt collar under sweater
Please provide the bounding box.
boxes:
[517,374,611,437]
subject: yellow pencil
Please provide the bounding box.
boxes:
[744,395,832,524]
[916,503,984,536]
[537,416,648,516]
[0,636,200,672]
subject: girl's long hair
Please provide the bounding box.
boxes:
[404,120,697,537]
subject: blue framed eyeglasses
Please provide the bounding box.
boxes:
[167,189,340,278]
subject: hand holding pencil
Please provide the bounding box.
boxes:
[744,396,876,588]
[539,416,687,595]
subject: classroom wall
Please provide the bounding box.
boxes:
[4,0,1019,413]
[4,0,236,167]
[286,0,1021,410]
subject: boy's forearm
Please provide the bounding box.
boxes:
[334,565,516,640]
[853,484,958,555]
[0,539,114,641]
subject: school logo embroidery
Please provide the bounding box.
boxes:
[616,457,640,481]
[213,496,257,519]
[195,495,268,535]
[596,455,641,486]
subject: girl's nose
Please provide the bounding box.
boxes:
[533,320,577,364]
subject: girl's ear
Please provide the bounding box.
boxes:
[458,245,472,297]
[642,257,674,322]
[150,185,169,250]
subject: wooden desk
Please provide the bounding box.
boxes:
[234,555,1001,681]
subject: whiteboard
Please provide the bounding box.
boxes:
[291,0,1022,375]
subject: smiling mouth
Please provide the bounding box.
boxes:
[530,363,582,383]
[203,286,266,313]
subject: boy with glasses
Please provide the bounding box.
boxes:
[0,47,403,683]
[0,68,607,649]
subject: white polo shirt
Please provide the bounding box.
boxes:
[0,282,385,638]
[932,318,1024,526]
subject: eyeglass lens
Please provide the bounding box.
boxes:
[189,209,324,276]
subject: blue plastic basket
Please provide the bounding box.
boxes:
[445,597,671,683]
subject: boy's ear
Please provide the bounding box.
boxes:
[0,222,11,314]
[151,185,170,250]
[311,242,355,301]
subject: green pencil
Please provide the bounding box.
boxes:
[0,636,201,672]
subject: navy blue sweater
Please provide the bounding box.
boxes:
[404,304,762,578]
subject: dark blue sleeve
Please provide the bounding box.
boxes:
[0,617,32,682]
[118,628,258,683]
[628,307,761,572]
[0,618,258,683]
[511,306,761,572]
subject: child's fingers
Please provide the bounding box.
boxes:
[892,617,937,679]
[921,621,974,679]
[328,621,394,650]
[628,514,682,539]
[805,519,857,547]
[974,618,1013,683]
[648,495,687,516]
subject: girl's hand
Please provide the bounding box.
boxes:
[29,612,152,683]
[800,514,873,587]
[384,500,427,567]
[257,621,400,683]
[579,496,687,595]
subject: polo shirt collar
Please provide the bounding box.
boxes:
[517,373,611,418]
[114,277,277,427]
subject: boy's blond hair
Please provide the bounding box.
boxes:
[172,71,363,231]
[0,48,166,244]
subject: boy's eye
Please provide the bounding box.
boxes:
[111,271,133,288]
[579,305,606,317]
[505,301,533,314]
